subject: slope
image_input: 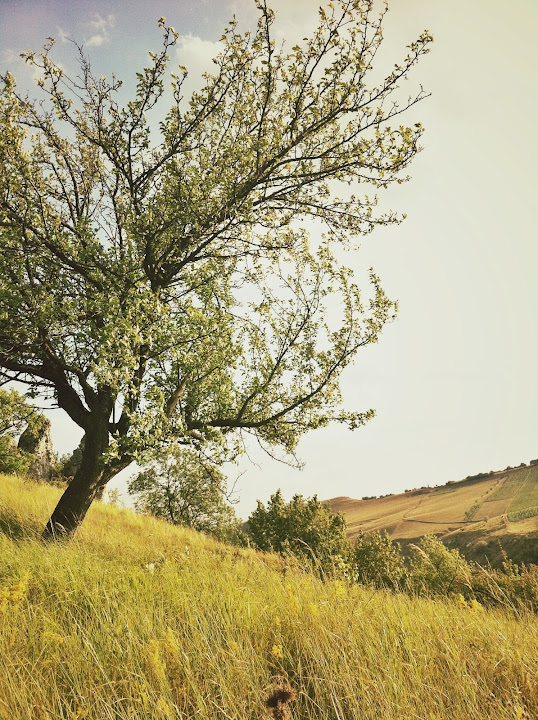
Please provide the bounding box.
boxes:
[0,473,537,719]
[326,464,538,566]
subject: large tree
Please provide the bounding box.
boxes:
[0,0,432,537]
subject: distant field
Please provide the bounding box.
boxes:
[508,465,538,514]
[485,470,529,503]
[326,464,538,566]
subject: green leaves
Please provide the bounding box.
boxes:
[247,489,349,576]
[0,1,430,495]
[128,445,241,541]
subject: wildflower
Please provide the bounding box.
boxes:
[147,640,167,685]
[288,594,300,614]
[0,574,29,609]
[42,631,65,645]
[164,627,178,656]
[155,697,174,718]
[228,640,241,655]
[271,643,283,659]
[144,563,155,574]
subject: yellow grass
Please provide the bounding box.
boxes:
[1,473,537,719]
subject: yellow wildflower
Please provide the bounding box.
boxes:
[0,574,29,609]
[271,643,283,659]
[147,640,167,685]
[288,594,300,614]
[228,640,241,655]
[155,697,174,718]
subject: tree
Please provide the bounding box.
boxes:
[0,387,36,475]
[0,1,432,537]
[128,446,242,541]
[247,489,349,575]
[352,530,406,589]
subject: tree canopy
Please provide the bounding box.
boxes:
[0,387,37,475]
[0,0,432,536]
[128,446,242,542]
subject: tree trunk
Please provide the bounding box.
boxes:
[42,417,126,539]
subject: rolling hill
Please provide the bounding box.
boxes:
[325,463,538,566]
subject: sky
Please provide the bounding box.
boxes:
[1,0,537,520]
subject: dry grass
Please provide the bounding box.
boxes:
[1,473,537,719]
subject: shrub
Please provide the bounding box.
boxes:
[352,531,407,589]
[247,490,349,577]
[0,436,33,476]
[408,535,472,597]
[470,560,538,612]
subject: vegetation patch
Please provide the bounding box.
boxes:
[464,503,481,521]
[507,506,538,522]
[508,466,538,514]
[1,474,538,720]
[485,470,528,503]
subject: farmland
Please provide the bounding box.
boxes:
[326,464,538,566]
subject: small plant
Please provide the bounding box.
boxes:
[266,678,297,720]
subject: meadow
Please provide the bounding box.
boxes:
[1,473,537,720]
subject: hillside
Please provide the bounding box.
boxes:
[1,473,537,719]
[326,464,538,566]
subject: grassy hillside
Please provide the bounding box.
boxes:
[1,473,538,720]
[326,464,538,566]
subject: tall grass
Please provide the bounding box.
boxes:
[1,473,537,719]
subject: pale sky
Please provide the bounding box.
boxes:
[1,0,537,520]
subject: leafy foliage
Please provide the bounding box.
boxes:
[247,489,349,575]
[408,535,472,597]
[0,387,35,437]
[128,446,243,542]
[352,530,406,588]
[0,388,36,475]
[0,1,432,535]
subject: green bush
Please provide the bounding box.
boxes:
[247,490,349,577]
[408,535,472,597]
[352,531,407,589]
[470,560,538,612]
[0,436,33,476]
